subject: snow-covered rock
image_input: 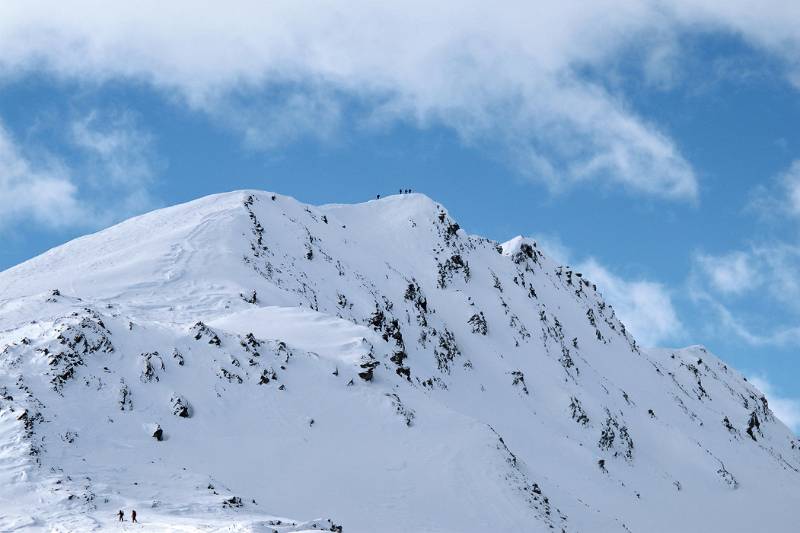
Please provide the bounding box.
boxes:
[0,191,797,532]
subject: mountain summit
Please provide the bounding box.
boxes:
[1,191,797,532]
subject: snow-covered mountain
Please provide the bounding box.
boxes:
[0,191,797,532]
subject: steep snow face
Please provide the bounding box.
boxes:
[0,191,798,532]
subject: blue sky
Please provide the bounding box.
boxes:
[0,2,798,431]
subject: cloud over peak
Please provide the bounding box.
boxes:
[0,1,727,201]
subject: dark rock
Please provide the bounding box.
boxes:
[223,496,243,508]
[170,395,192,418]
[358,360,380,382]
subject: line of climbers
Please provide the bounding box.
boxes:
[377,188,413,199]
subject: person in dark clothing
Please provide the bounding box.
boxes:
[118,510,124,521]
[131,509,138,523]
[376,194,381,199]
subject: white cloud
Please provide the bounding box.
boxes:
[0,121,85,229]
[0,1,715,201]
[695,251,758,295]
[749,374,800,433]
[1,1,797,214]
[689,288,800,347]
[579,258,683,347]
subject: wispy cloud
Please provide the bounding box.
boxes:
[71,110,157,188]
[0,110,161,231]
[0,120,85,229]
[694,251,758,295]
[3,2,800,225]
[694,243,800,313]
[0,1,720,201]
[692,156,800,348]
[209,85,345,150]
[689,288,800,347]
[69,109,161,222]
[749,160,800,219]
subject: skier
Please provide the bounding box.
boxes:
[131,509,138,523]
[376,194,381,199]
[117,510,124,521]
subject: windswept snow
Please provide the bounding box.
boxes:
[0,191,797,532]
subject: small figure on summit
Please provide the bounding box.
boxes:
[117,510,124,522]
[131,509,138,523]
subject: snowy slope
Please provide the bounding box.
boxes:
[0,191,798,532]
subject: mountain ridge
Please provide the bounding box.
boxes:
[0,190,797,532]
